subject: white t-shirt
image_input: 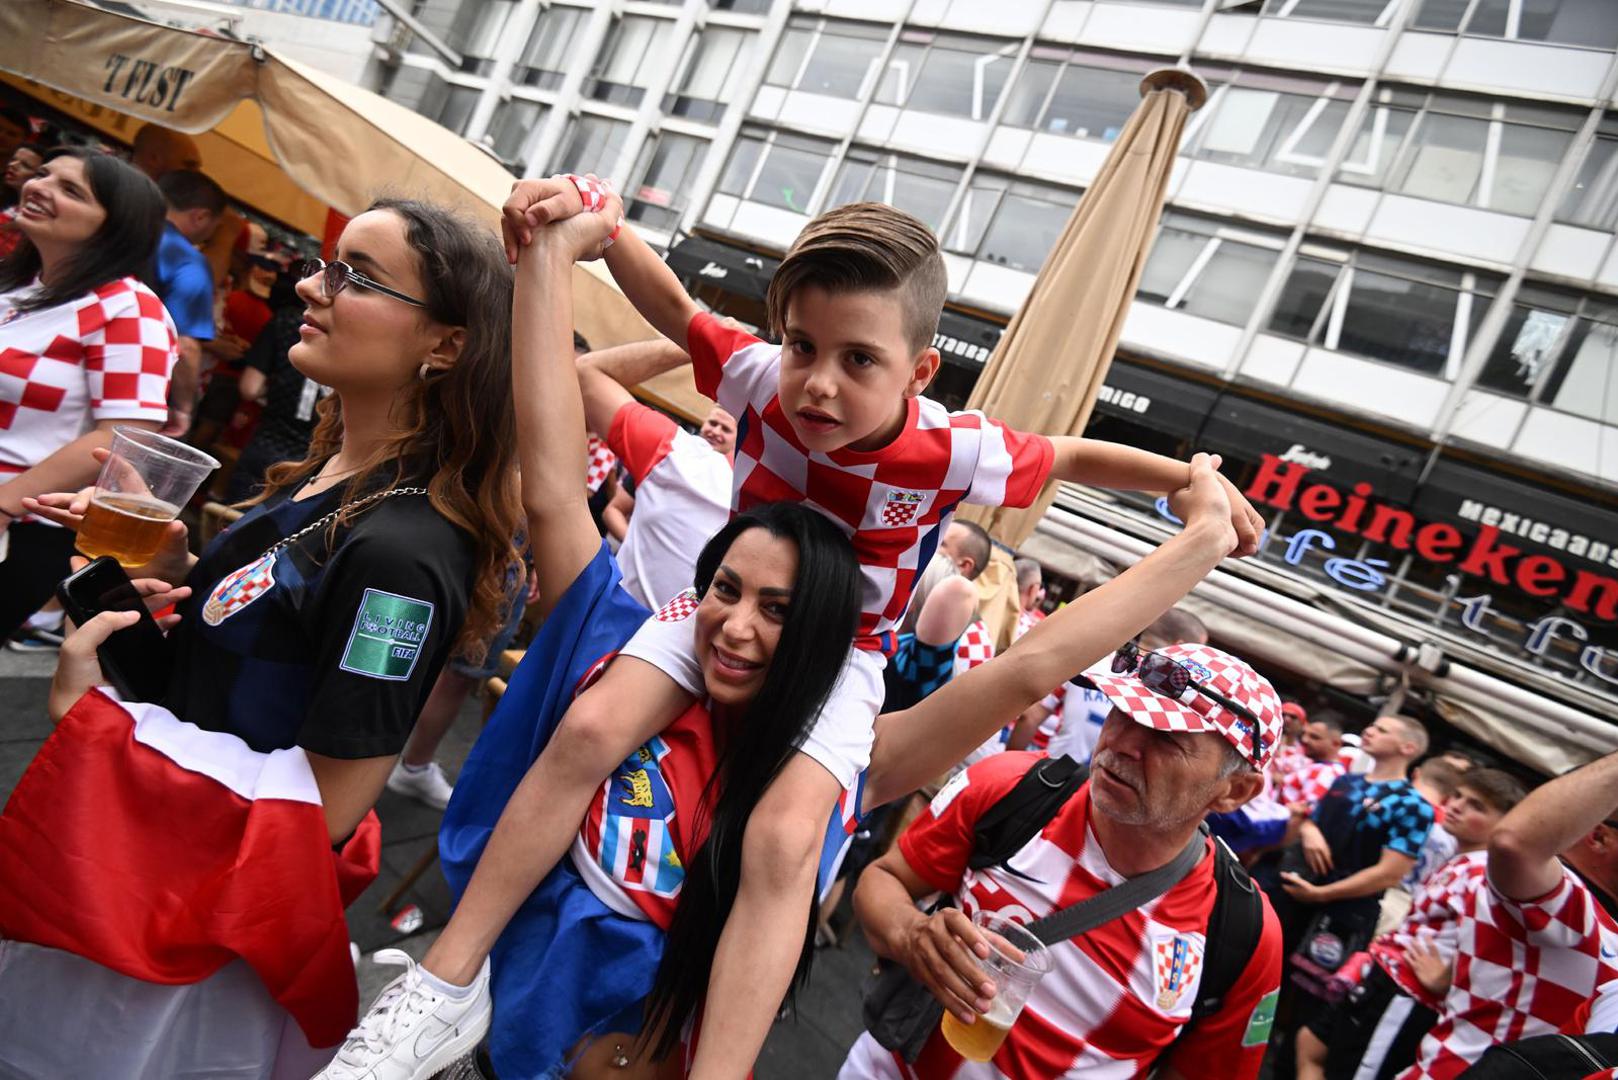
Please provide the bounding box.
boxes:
[607,401,732,610]
[1045,664,1110,765]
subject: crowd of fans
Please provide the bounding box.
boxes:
[0,100,1612,1080]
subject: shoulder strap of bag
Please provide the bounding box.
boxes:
[1187,835,1265,1024]
[967,755,1087,878]
[1026,827,1206,946]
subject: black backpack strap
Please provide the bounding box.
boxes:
[967,755,1087,880]
[1188,835,1265,1025]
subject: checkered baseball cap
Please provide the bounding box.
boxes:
[1079,642,1283,771]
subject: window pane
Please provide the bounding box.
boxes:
[826,154,878,209]
[718,135,764,195]
[1488,124,1572,216]
[1394,113,1487,206]
[520,7,583,84]
[1282,0,1392,24]
[766,26,813,87]
[751,139,831,213]
[1001,59,1059,129]
[1042,64,1138,141]
[1467,0,1510,36]
[907,38,1017,120]
[1338,105,1416,186]
[1414,0,1469,31]
[977,187,1072,272]
[434,85,479,136]
[1286,99,1350,163]
[594,17,656,86]
[455,0,514,60]
[1519,0,1618,50]
[711,0,772,12]
[629,133,709,231]
[1547,317,1618,423]
[1477,301,1572,397]
[553,115,629,176]
[945,175,1007,255]
[677,27,750,109]
[1190,88,1344,177]
[1177,241,1274,325]
[1268,257,1341,339]
[1137,227,1208,303]
[1337,267,1459,374]
[801,27,886,98]
[1559,137,1618,230]
[884,159,963,232]
[488,99,546,171]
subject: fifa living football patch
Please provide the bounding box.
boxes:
[1242,988,1279,1047]
[340,589,435,681]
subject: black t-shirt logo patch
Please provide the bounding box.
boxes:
[340,588,435,681]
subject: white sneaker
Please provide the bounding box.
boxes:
[387,761,455,810]
[315,949,491,1080]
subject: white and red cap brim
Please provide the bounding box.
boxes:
[1078,642,1283,772]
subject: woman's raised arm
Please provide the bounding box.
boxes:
[863,454,1239,809]
[509,204,620,619]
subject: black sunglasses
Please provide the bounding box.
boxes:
[299,258,426,309]
[1111,642,1267,769]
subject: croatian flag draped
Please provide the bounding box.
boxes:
[0,690,379,1052]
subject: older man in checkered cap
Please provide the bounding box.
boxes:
[841,641,1287,1080]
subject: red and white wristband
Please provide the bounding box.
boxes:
[563,173,624,249]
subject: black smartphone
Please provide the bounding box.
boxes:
[56,556,175,703]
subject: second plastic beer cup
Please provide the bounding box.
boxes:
[939,910,1052,1061]
[76,426,219,567]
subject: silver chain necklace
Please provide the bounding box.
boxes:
[262,485,429,561]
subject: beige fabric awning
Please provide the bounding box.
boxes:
[0,0,659,362]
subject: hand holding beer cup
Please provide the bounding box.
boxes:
[932,911,1052,1062]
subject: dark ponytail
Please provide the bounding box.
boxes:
[641,501,861,1058]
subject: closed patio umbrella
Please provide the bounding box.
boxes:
[959,68,1208,548]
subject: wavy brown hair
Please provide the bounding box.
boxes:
[248,198,521,663]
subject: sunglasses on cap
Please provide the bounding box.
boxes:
[1111,641,1267,769]
[298,258,426,309]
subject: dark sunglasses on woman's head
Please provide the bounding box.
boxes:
[1110,641,1267,769]
[298,258,426,309]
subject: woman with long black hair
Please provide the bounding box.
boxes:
[325,198,1245,1080]
[0,148,174,641]
[4,197,524,1078]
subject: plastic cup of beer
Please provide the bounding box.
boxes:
[76,426,219,567]
[939,911,1052,1062]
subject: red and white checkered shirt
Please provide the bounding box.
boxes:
[1400,865,1618,1079]
[1015,607,1045,641]
[1371,849,1488,1010]
[585,435,618,494]
[1269,741,1308,785]
[953,617,995,677]
[0,278,177,516]
[686,312,1053,653]
[1278,759,1346,811]
[842,753,1283,1079]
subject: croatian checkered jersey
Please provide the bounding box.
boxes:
[1269,741,1308,785]
[1370,849,1487,1011]
[584,435,617,494]
[686,313,1053,652]
[1400,864,1618,1079]
[841,752,1283,1079]
[0,278,177,516]
[954,618,995,677]
[1278,759,1346,810]
[1015,607,1044,641]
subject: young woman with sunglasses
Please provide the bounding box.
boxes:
[321,196,1251,1080]
[12,198,522,1076]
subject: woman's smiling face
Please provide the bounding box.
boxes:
[692,527,799,708]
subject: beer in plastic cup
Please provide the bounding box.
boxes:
[76,427,219,567]
[938,911,1052,1062]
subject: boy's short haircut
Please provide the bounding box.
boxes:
[158,169,226,215]
[1386,713,1430,758]
[1415,757,1464,802]
[767,202,949,354]
[1456,768,1529,816]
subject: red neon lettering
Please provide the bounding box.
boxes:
[1415,523,1464,563]
[1456,526,1519,587]
[1298,484,1342,522]
[1567,570,1618,622]
[1515,555,1566,597]
[1244,454,1306,512]
[1362,505,1416,550]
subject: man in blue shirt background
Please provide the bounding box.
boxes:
[154,169,225,437]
